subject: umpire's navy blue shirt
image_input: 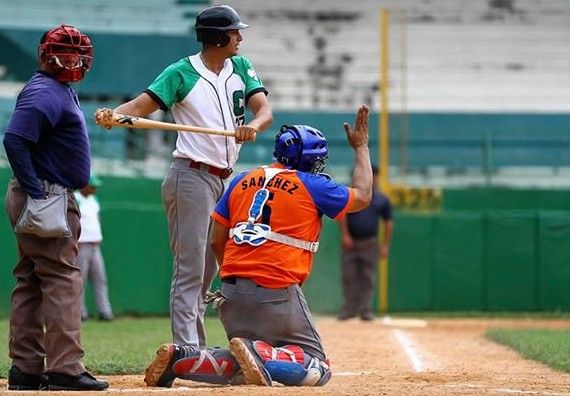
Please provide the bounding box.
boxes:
[346,190,393,239]
[4,71,90,198]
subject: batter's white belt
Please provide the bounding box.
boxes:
[229,224,319,253]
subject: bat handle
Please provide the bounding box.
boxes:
[94,107,115,129]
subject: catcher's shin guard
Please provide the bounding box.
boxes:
[172,348,240,385]
[247,340,332,386]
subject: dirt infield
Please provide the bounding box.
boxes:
[2,317,569,395]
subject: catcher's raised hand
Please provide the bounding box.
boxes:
[94,108,114,129]
[234,125,257,144]
[343,105,370,149]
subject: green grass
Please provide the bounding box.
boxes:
[486,328,570,373]
[0,317,228,378]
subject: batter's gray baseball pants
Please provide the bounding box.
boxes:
[162,158,225,349]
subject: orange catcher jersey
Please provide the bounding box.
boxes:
[212,163,355,288]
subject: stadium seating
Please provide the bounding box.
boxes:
[0,0,568,184]
[0,0,208,34]
[226,0,570,112]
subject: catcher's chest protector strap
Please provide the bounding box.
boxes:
[230,166,319,252]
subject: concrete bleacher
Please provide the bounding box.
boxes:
[2,0,566,112]
[0,0,568,185]
[226,0,570,112]
[0,0,208,35]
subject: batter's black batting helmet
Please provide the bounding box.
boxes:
[195,5,249,47]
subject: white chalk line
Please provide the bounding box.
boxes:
[380,316,428,328]
[445,383,570,396]
[389,331,568,395]
[393,329,425,373]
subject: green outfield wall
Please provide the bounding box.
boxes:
[1,168,570,316]
[389,210,570,312]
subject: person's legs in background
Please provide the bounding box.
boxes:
[339,249,360,320]
[76,244,90,321]
[355,238,378,321]
[90,245,113,321]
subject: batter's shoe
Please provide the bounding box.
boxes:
[144,343,185,387]
[229,338,272,386]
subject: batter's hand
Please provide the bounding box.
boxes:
[95,108,114,129]
[234,125,257,144]
[343,105,369,149]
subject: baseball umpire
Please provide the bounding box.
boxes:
[95,4,272,353]
[144,105,372,387]
[3,24,108,390]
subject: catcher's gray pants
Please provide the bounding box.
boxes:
[219,277,327,361]
[162,158,225,349]
[5,179,86,375]
[340,237,378,316]
[77,243,113,319]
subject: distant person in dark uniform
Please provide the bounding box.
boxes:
[3,24,108,391]
[338,165,393,321]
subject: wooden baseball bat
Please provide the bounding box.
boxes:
[94,109,236,137]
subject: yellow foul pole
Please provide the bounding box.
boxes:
[380,9,390,191]
[379,8,390,313]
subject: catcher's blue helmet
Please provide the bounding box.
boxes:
[273,125,329,174]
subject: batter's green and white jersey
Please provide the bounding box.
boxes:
[146,54,267,169]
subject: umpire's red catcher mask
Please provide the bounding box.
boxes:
[38,24,93,83]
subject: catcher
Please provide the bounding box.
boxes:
[144,105,372,387]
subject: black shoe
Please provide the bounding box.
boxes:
[144,343,187,387]
[360,311,375,321]
[337,311,356,321]
[7,366,48,390]
[46,371,109,391]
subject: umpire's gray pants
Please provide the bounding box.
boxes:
[162,158,225,348]
[219,278,327,361]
